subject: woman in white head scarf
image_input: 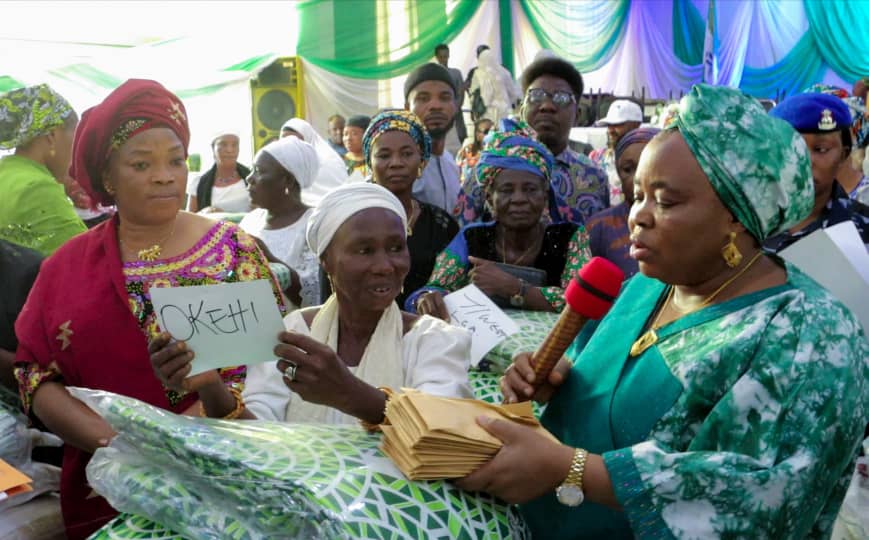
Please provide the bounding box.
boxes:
[239,137,321,307]
[469,50,523,125]
[280,117,349,205]
[243,182,473,426]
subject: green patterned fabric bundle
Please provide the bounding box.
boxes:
[91,514,185,540]
[74,388,530,540]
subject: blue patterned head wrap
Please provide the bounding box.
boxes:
[362,109,432,169]
[475,118,554,194]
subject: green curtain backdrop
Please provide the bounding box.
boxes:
[518,0,630,73]
[804,0,869,83]
[47,64,123,91]
[296,0,482,80]
[664,0,852,96]
[0,76,24,93]
[499,0,515,76]
[739,32,826,99]
[672,0,705,66]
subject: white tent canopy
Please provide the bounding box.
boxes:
[0,1,298,166]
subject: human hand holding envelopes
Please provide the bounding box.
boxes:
[380,389,556,480]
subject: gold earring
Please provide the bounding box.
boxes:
[721,231,743,268]
[49,147,56,157]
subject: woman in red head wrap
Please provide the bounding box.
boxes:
[13,79,285,539]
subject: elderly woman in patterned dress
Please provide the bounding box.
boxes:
[409,118,592,319]
[13,79,284,539]
[458,85,869,539]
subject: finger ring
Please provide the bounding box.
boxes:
[282,361,298,382]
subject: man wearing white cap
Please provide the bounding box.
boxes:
[590,99,642,205]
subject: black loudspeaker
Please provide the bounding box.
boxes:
[250,57,304,154]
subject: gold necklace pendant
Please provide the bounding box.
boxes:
[628,250,764,358]
[137,244,162,261]
[630,329,658,357]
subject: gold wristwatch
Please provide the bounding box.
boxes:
[509,279,527,307]
[556,447,588,506]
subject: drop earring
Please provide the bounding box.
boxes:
[721,231,743,268]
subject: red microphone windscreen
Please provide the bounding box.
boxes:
[564,257,624,319]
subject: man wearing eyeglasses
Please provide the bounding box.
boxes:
[518,57,609,225]
[590,100,643,206]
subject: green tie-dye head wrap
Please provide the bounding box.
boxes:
[0,84,74,149]
[666,84,813,241]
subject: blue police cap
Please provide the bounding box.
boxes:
[769,92,852,133]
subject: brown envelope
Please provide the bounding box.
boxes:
[380,389,555,480]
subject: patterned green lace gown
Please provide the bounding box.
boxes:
[522,262,869,539]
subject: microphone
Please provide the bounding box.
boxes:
[527,257,624,392]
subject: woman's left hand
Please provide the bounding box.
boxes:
[467,256,521,298]
[274,331,357,409]
[455,416,574,504]
[148,332,223,393]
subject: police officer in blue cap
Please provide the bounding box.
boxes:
[765,92,869,252]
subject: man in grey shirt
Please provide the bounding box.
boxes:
[404,62,461,214]
[435,43,467,144]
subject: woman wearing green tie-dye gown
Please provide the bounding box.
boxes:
[458,84,869,539]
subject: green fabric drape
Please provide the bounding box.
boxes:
[47,64,122,90]
[667,0,834,97]
[518,0,630,73]
[0,76,24,93]
[740,32,826,99]
[499,0,515,76]
[296,0,482,80]
[804,0,869,83]
[223,54,277,73]
[672,0,705,66]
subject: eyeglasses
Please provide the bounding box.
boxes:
[524,88,576,109]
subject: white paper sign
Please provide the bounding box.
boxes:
[780,221,869,336]
[442,284,520,366]
[150,279,285,375]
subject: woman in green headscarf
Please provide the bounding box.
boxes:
[0,84,85,254]
[457,85,869,539]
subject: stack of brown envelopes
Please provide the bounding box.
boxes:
[381,389,553,480]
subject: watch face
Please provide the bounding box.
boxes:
[556,484,585,507]
[510,294,524,307]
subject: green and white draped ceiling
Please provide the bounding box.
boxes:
[1,0,865,164]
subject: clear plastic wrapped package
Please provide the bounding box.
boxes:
[0,387,61,511]
[73,388,530,540]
